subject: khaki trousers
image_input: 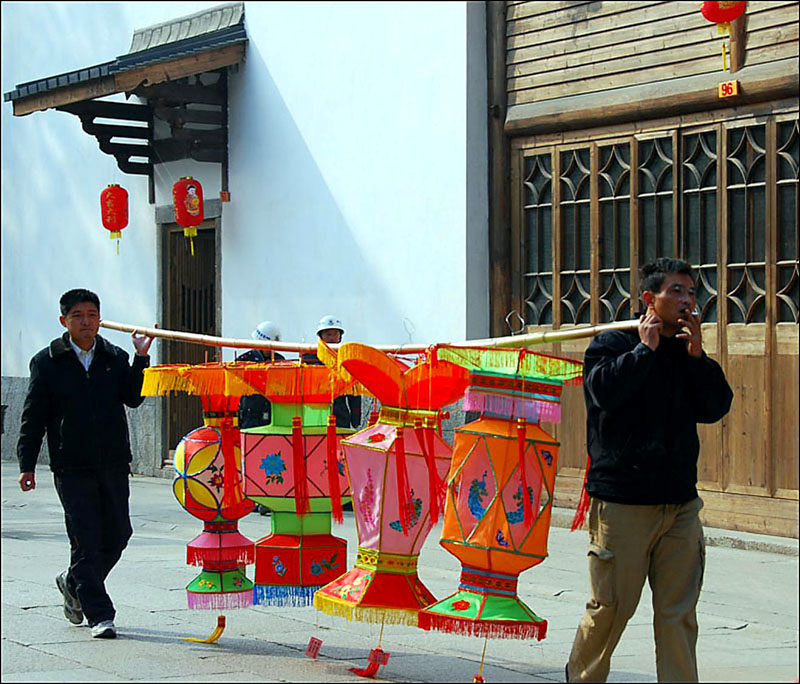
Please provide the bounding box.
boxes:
[567,497,705,683]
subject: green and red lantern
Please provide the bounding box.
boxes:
[172,176,204,256]
[100,184,128,254]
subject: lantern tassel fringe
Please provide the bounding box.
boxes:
[186,589,253,610]
[253,584,321,606]
[186,546,254,567]
[417,612,548,641]
[313,594,420,626]
[464,392,562,424]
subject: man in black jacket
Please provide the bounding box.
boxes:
[17,289,153,639]
[566,258,733,683]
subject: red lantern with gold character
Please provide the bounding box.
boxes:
[100,184,128,254]
[172,176,204,256]
[701,1,746,34]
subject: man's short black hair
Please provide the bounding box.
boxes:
[60,289,101,316]
[640,258,694,294]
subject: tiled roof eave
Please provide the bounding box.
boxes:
[111,25,247,75]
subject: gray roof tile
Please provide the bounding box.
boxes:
[3,2,245,104]
[127,2,243,54]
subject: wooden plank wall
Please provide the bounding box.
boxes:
[506,0,800,107]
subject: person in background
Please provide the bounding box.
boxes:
[236,320,284,516]
[302,315,361,429]
[17,288,154,640]
[236,320,284,429]
[566,258,733,682]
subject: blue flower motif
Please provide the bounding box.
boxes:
[310,563,323,576]
[260,452,286,484]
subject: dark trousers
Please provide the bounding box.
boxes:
[53,466,133,627]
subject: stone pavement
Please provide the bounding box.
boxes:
[1,461,797,683]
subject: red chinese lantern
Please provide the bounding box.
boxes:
[701,1,746,34]
[172,176,204,256]
[100,184,128,254]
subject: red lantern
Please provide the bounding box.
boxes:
[172,176,204,256]
[100,184,128,254]
[701,1,746,34]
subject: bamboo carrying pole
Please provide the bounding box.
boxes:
[100,318,640,354]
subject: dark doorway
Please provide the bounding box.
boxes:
[163,220,219,458]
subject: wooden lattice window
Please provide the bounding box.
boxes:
[681,130,718,322]
[598,143,632,321]
[638,135,675,265]
[559,147,592,324]
[514,111,798,330]
[776,118,799,323]
[523,154,553,324]
[726,123,767,323]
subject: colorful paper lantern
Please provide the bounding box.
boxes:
[172,176,204,256]
[100,184,128,253]
[418,347,583,641]
[173,425,254,609]
[313,343,470,626]
[233,359,358,606]
[143,363,256,611]
[701,1,746,34]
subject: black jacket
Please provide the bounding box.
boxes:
[17,333,149,473]
[584,329,733,505]
[236,349,284,429]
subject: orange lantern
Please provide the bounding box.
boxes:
[100,184,128,254]
[701,1,746,34]
[172,176,204,256]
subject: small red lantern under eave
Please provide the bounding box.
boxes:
[701,1,746,34]
[100,184,128,255]
[172,176,204,256]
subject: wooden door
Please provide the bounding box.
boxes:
[164,221,219,454]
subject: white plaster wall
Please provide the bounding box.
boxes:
[221,1,486,348]
[2,1,488,376]
[1,2,223,376]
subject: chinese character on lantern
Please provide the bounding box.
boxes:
[701,1,746,35]
[100,184,128,255]
[172,177,204,256]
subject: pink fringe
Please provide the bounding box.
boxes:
[464,391,562,424]
[186,546,254,567]
[417,612,547,641]
[186,589,253,610]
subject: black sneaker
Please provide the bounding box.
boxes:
[55,571,83,625]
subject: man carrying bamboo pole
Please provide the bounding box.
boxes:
[566,258,733,683]
[16,289,154,640]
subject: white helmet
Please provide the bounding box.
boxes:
[316,315,345,336]
[251,320,281,341]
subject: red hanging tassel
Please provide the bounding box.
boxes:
[570,454,591,531]
[292,416,310,516]
[368,410,379,427]
[349,662,380,678]
[394,427,412,535]
[517,418,533,526]
[219,415,239,510]
[415,421,443,524]
[327,414,344,524]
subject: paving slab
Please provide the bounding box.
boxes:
[2,461,797,683]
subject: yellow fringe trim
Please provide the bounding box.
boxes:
[313,593,419,626]
[142,367,192,396]
[378,406,439,429]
